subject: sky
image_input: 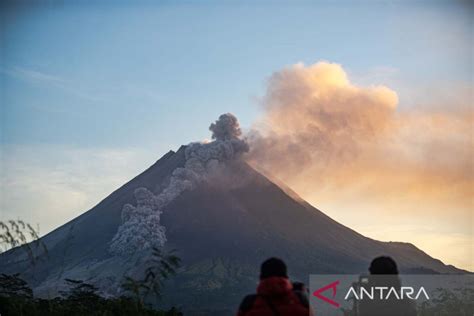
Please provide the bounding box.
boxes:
[0,1,472,270]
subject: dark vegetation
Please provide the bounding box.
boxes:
[122,248,181,307]
[0,274,182,316]
[418,287,474,316]
[0,220,183,316]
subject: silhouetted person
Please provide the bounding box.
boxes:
[358,256,417,316]
[292,281,307,292]
[237,258,312,316]
[369,256,399,275]
[292,281,310,306]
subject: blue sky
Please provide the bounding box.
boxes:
[0,1,472,269]
[2,1,471,149]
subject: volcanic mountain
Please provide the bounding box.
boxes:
[0,143,464,315]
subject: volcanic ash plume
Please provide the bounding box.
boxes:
[247,61,398,187]
[109,113,249,255]
[246,61,473,222]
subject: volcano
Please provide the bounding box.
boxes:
[0,138,465,315]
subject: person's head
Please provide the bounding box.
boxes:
[369,256,399,275]
[260,257,288,280]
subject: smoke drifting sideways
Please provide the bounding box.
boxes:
[109,114,249,255]
[246,61,473,218]
[247,61,399,184]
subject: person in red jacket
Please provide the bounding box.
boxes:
[237,258,313,316]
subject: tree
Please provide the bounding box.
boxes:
[0,273,33,299]
[122,276,149,309]
[59,279,103,314]
[0,273,35,316]
[122,248,181,306]
[143,248,181,303]
[0,220,48,267]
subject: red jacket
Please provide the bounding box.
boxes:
[237,277,313,316]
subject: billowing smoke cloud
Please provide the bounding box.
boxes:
[209,113,242,140]
[246,61,473,220]
[109,114,248,255]
[247,61,398,181]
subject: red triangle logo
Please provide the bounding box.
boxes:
[312,280,340,308]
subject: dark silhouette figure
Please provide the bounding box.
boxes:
[292,281,309,299]
[237,258,312,316]
[357,256,417,316]
[369,256,399,275]
[292,281,307,292]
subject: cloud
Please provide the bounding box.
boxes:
[246,60,473,224]
[1,65,103,102]
[4,66,65,85]
[209,113,243,141]
[247,61,398,181]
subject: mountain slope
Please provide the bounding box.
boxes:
[0,146,464,315]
